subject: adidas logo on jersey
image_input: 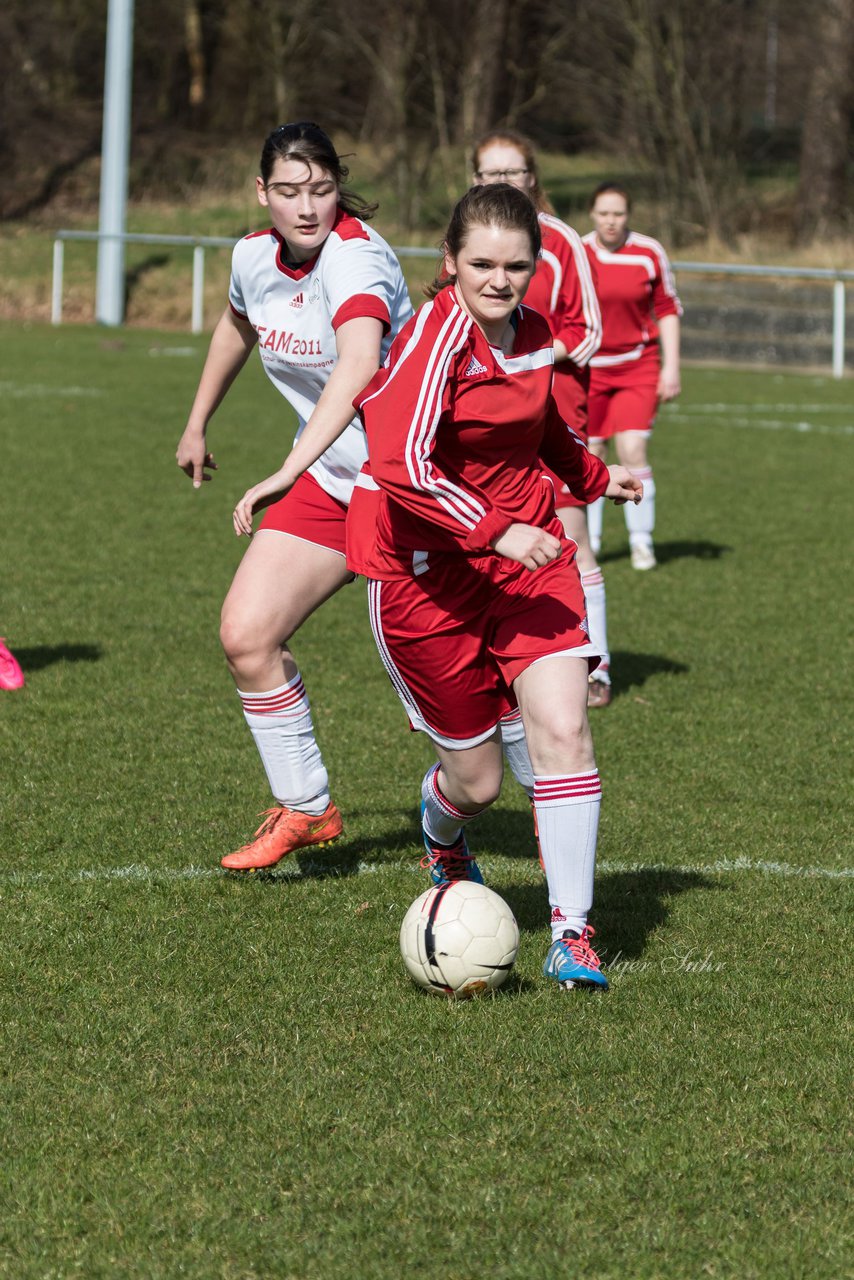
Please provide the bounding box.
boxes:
[464,354,488,377]
[289,292,305,308]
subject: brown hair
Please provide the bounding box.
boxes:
[589,181,632,212]
[260,121,377,220]
[470,129,555,215]
[425,183,542,298]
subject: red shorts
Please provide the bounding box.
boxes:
[367,537,601,748]
[258,471,348,556]
[588,346,660,442]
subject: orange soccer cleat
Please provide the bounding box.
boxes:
[221,802,343,871]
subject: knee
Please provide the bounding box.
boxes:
[616,439,648,470]
[466,772,503,810]
[528,713,593,775]
[219,607,272,675]
[443,764,503,813]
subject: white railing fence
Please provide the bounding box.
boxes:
[51,230,853,378]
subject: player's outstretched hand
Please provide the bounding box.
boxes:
[605,466,643,506]
[657,367,681,402]
[176,427,217,489]
[492,523,563,572]
[232,467,293,537]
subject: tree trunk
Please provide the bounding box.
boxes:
[794,0,854,243]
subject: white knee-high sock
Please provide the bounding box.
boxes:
[581,568,610,682]
[238,672,330,814]
[624,467,655,546]
[421,763,485,845]
[587,496,605,551]
[499,710,534,798]
[533,772,602,939]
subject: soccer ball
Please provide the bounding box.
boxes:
[399,881,520,998]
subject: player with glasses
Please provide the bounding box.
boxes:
[475,166,530,181]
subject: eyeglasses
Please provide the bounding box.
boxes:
[475,168,529,181]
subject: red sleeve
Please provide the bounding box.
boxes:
[544,220,602,367]
[649,244,683,320]
[539,398,610,503]
[356,300,512,553]
[332,292,391,333]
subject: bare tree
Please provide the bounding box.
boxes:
[794,0,854,243]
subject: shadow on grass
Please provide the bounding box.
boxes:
[11,643,102,672]
[500,866,719,960]
[599,539,732,567]
[610,649,689,695]
[244,829,422,883]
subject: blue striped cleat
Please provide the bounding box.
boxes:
[420,805,484,887]
[543,926,609,991]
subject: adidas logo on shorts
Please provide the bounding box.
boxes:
[464,354,488,377]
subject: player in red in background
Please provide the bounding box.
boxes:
[582,183,682,570]
[346,185,643,990]
[176,122,412,871]
[472,129,613,709]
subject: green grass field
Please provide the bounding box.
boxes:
[1,324,851,1279]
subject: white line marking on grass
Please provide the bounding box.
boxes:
[666,412,853,437]
[680,403,853,414]
[0,381,104,398]
[1,856,850,888]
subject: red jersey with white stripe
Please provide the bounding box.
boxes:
[582,231,682,369]
[525,213,601,431]
[346,287,609,580]
[526,213,601,368]
[228,208,413,503]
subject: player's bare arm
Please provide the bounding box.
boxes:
[657,313,681,402]
[232,315,383,536]
[177,307,257,487]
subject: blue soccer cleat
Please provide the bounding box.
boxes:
[543,926,609,991]
[420,803,484,886]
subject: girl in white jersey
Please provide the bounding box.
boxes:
[176,122,413,870]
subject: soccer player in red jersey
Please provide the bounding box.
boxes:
[176,123,412,871]
[346,185,643,990]
[472,130,612,708]
[582,183,683,570]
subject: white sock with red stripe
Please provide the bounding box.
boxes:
[533,771,602,939]
[624,467,655,546]
[587,496,605,551]
[499,710,534,797]
[238,672,330,814]
[581,568,610,684]
[421,763,485,845]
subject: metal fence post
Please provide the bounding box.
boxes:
[51,240,64,325]
[191,245,205,334]
[832,280,845,380]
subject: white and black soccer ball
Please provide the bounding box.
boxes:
[399,881,520,998]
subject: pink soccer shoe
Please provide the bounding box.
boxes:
[0,638,25,690]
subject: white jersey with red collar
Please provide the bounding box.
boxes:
[582,231,682,368]
[346,287,609,580]
[228,209,413,503]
